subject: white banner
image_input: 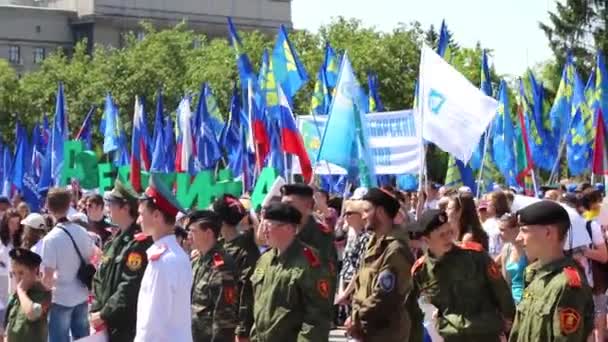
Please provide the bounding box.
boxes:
[297,110,421,175]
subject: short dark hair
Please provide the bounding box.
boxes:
[46,188,72,214]
[142,199,176,225]
[86,194,104,207]
[581,189,602,211]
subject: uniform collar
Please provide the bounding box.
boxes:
[200,243,221,264]
[526,256,572,281]
[272,239,302,264]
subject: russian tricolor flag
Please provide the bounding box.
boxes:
[130,96,151,191]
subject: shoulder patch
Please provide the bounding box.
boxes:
[563,266,582,288]
[212,252,225,268]
[559,308,581,335]
[318,222,332,234]
[378,270,396,292]
[411,256,426,275]
[223,285,236,305]
[460,241,484,252]
[134,233,149,242]
[303,247,321,267]
[126,252,144,271]
[317,279,330,298]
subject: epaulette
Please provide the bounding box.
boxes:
[318,222,332,234]
[212,252,225,268]
[563,266,582,288]
[460,241,484,252]
[149,244,167,261]
[411,256,426,275]
[303,247,321,267]
[134,233,149,242]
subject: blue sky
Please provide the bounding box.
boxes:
[292,0,556,77]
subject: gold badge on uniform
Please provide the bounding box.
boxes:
[559,308,581,335]
[126,252,143,271]
[317,279,330,299]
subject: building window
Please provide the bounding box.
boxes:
[136,31,145,41]
[35,25,41,33]
[8,45,20,64]
[34,47,45,64]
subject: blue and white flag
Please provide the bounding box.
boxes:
[418,45,498,163]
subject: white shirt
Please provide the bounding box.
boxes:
[41,222,93,306]
[483,217,503,258]
[135,234,193,342]
[30,239,43,258]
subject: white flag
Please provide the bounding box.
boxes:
[418,44,498,163]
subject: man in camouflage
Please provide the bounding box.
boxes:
[509,200,594,341]
[90,180,153,341]
[411,209,515,341]
[250,202,332,342]
[188,210,239,342]
[347,188,422,342]
[213,194,260,342]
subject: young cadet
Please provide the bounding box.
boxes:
[250,203,332,342]
[411,209,515,341]
[509,200,594,341]
[4,248,51,342]
[187,210,239,342]
[213,195,260,341]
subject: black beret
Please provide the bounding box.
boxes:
[212,194,246,226]
[280,183,314,198]
[517,200,570,227]
[418,209,449,236]
[263,203,302,225]
[186,210,222,236]
[362,188,400,218]
[9,248,42,268]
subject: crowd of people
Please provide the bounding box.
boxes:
[0,176,604,341]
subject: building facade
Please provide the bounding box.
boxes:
[0,0,292,73]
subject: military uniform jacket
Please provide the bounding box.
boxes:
[220,230,260,338]
[91,223,152,341]
[298,215,338,275]
[351,228,418,342]
[411,243,515,342]
[191,244,239,342]
[509,257,594,342]
[4,282,51,342]
[250,239,332,342]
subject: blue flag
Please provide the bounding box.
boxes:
[194,84,222,170]
[11,123,28,191]
[39,83,68,191]
[75,106,95,149]
[492,80,517,186]
[272,25,308,99]
[150,90,167,172]
[164,114,176,172]
[101,93,120,154]
[323,42,340,88]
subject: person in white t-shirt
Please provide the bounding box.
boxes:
[483,190,511,259]
[20,213,48,257]
[41,188,94,342]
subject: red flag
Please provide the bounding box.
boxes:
[277,86,312,183]
[593,108,608,175]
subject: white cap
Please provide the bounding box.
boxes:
[351,187,369,200]
[21,213,46,230]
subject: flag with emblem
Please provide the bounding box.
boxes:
[257,49,279,120]
[418,45,498,163]
[272,25,308,99]
[492,80,517,186]
[227,17,255,85]
[566,62,594,176]
[101,93,120,154]
[323,42,340,88]
[524,71,556,171]
[367,72,384,113]
[310,66,332,115]
[39,83,68,191]
[549,53,576,152]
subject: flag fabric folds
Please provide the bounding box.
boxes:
[130,96,151,191]
[175,97,194,174]
[492,80,517,187]
[39,83,68,191]
[418,45,498,164]
[101,93,120,154]
[592,108,608,176]
[272,25,308,100]
[194,84,222,171]
[75,106,95,149]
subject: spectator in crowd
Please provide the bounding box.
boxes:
[477,200,489,223]
[1,209,24,296]
[174,225,190,253]
[4,248,51,342]
[497,213,527,304]
[483,190,511,258]
[135,175,193,342]
[0,197,10,217]
[445,192,489,250]
[421,182,441,211]
[42,188,93,342]
[16,202,30,220]
[20,213,48,256]
[85,194,113,244]
[335,200,371,323]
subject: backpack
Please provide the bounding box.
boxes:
[585,221,608,294]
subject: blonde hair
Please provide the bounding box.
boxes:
[343,200,369,214]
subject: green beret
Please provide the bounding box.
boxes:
[263,203,302,225]
[280,184,314,198]
[516,200,570,227]
[9,248,42,268]
[418,209,449,236]
[362,188,400,218]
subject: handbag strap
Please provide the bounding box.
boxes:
[57,224,86,265]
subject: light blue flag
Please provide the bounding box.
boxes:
[272,25,308,99]
[317,52,376,186]
[101,93,120,154]
[492,80,517,187]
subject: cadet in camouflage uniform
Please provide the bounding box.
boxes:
[90,180,153,341]
[188,210,239,342]
[411,209,515,342]
[509,200,594,342]
[4,248,51,342]
[347,188,422,342]
[250,202,332,342]
[213,194,260,341]
[281,184,338,289]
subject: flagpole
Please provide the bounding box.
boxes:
[310,111,335,191]
[548,137,568,185]
[476,125,492,198]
